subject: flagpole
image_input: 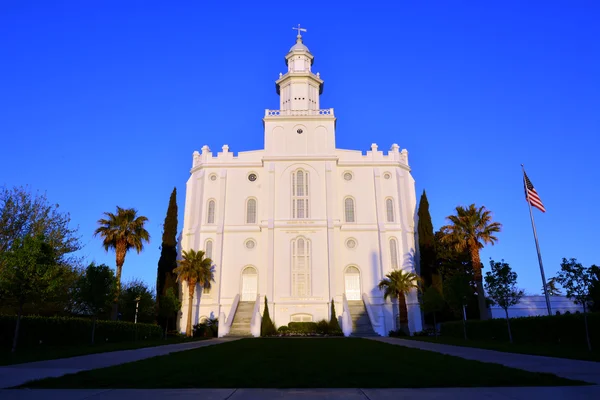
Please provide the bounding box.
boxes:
[521,164,552,316]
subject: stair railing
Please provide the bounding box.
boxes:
[218,293,240,337]
[341,293,352,337]
[250,293,262,337]
[362,293,384,336]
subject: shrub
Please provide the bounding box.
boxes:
[440,312,600,347]
[316,319,329,334]
[288,322,318,333]
[193,317,218,338]
[329,300,342,332]
[389,329,407,337]
[277,326,290,333]
[0,315,162,349]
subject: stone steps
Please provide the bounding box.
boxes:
[347,300,378,337]
[226,301,255,337]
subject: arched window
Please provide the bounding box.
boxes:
[207,200,216,224]
[390,238,399,270]
[291,237,311,296]
[344,197,355,223]
[292,169,309,219]
[386,198,395,223]
[203,240,214,294]
[290,314,313,322]
[246,198,257,224]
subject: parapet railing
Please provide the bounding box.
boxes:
[264,108,334,117]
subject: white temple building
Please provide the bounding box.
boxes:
[178,29,423,337]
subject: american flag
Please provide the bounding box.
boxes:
[523,172,546,213]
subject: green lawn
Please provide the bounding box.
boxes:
[0,337,208,366]
[404,336,600,362]
[23,338,584,388]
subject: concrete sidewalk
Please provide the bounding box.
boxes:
[0,387,599,400]
[0,338,238,389]
[371,337,600,384]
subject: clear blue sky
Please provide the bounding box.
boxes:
[1,1,598,295]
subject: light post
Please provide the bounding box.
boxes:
[134,296,141,324]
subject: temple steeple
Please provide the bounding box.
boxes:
[275,26,324,111]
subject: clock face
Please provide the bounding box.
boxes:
[248,173,257,182]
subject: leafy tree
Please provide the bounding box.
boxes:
[378,270,421,334]
[554,258,594,351]
[156,188,178,327]
[421,283,445,338]
[261,296,276,336]
[0,186,81,266]
[0,235,62,352]
[443,273,472,340]
[118,279,156,324]
[158,288,182,339]
[441,204,502,320]
[590,265,600,312]
[94,206,150,320]
[484,259,524,344]
[417,190,437,287]
[174,249,213,337]
[329,299,341,332]
[73,263,116,344]
[544,277,562,296]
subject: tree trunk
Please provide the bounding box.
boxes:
[186,280,196,337]
[112,240,127,320]
[11,303,23,353]
[165,318,169,340]
[433,312,438,339]
[91,316,97,345]
[504,308,513,344]
[583,305,592,351]
[398,293,409,334]
[469,244,489,320]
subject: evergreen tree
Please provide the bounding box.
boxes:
[417,190,436,287]
[261,296,276,336]
[156,188,178,327]
[329,299,341,332]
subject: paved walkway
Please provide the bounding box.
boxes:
[0,338,238,389]
[371,337,600,384]
[0,387,599,399]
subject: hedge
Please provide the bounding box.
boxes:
[440,312,600,347]
[0,315,163,349]
[288,322,318,333]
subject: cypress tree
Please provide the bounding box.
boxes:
[329,299,341,332]
[417,190,437,287]
[156,188,178,328]
[261,296,276,336]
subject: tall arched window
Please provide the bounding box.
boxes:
[390,238,399,270]
[207,200,216,224]
[386,198,395,223]
[246,198,257,224]
[203,240,214,294]
[292,169,309,219]
[344,197,355,223]
[291,237,311,296]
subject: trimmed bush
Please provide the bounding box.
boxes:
[261,297,277,336]
[277,326,290,333]
[329,300,342,332]
[440,312,600,347]
[0,315,162,349]
[389,329,408,337]
[193,318,218,338]
[316,319,329,334]
[288,322,318,333]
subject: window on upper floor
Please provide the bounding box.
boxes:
[246,198,257,224]
[390,238,399,270]
[292,169,309,219]
[207,200,216,224]
[386,198,395,223]
[291,237,311,297]
[203,240,214,294]
[344,197,355,223]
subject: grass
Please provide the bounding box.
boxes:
[23,338,585,388]
[0,336,208,366]
[404,336,600,362]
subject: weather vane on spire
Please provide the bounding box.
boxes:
[292,24,307,38]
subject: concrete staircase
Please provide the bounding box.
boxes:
[226,301,255,337]
[347,300,378,337]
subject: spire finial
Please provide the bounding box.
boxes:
[292,24,307,40]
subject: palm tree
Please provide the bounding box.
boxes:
[174,249,214,337]
[378,270,422,334]
[441,204,502,320]
[94,206,150,320]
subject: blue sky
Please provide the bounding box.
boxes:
[1,1,598,296]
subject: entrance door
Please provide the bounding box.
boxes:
[345,266,361,300]
[241,267,258,301]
